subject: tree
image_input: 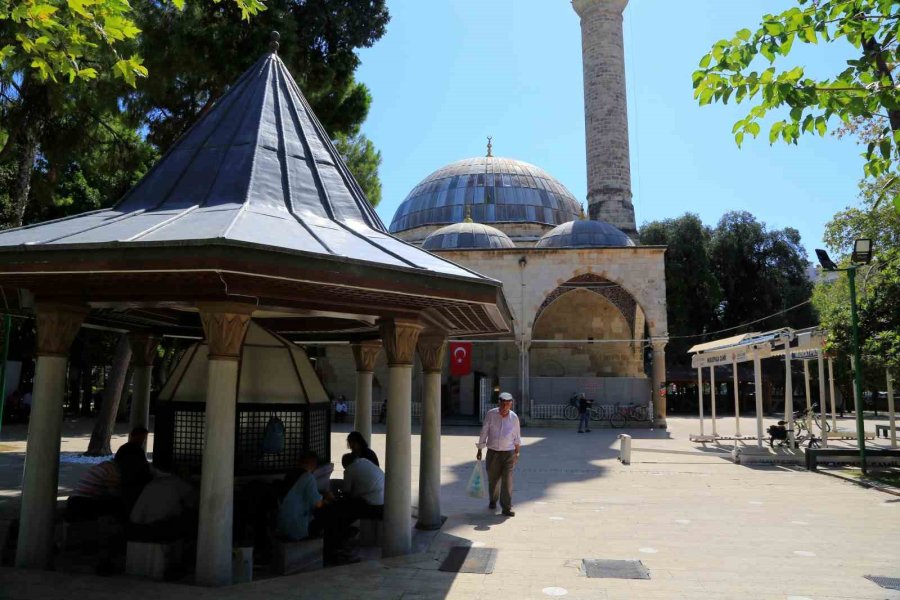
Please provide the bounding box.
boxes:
[1,0,264,87]
[128,0,389,151]
[639,214,721,364]
[709,211,814,332]
[335,132,382,206]
[693,0,900,209]
[814,180,900,386]
[85,333,132,456]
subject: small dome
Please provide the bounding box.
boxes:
[535,220,634,248]
[389,156,581,233]
[423,221,516,250]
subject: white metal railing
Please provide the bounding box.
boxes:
[332,400,422,421]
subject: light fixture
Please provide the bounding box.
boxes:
[852,238,873,264]
[815,249,837,271]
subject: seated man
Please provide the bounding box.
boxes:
[318,453,384,565]
[129,458,198,542]
[67,459,123,521]
[277,451,326,541]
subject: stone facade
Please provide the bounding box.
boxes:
[573,0,636,239]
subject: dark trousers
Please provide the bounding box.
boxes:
[578,412,590,431]
[316,497,383,558]
[486,449,515,511]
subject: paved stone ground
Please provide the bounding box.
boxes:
[1,415,899,599]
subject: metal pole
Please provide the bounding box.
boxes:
[847,267,867,474]
[754,353,764,448]
[887,369,896,449]
[818,352,828,448]
[0,314,10,436]
[803,359,813,434]
[732,356,740,437]
[710,365,717,437]
[828,357,837,431]
[785,350,795,449]
[697,367,704,436]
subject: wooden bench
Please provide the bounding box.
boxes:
[876,424,900,438]
[806,448,900,471]
[273,538,323,575]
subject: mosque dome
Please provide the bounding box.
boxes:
[389,155,582,234]
[535,219,635,248]
[422,221,516,251]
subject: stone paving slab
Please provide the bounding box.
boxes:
[2,416,900,599]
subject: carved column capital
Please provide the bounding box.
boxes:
[34,303,88,357]
[351,340,382,373]
[378,318,424,367]
[198,304,252,361]
[416,334,447,374]
[128,333,160,367]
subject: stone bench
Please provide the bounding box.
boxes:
[357,518,383,547]
[273,537,323,575]
[125,540,185,580]
[806,448,900,471]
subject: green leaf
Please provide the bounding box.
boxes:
[815,116,827,136]
[736,28,752,42]
[699,53,712,69]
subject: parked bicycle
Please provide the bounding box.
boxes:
[607,403,650,428]
[793,403,831,436]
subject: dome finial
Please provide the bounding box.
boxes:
[269,31,281,53]
[464,204,473,223]
[579,204,587,220]
[486,136,493,157]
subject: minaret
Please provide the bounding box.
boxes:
[572,0,636,239]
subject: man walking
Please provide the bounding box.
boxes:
[577,393,592,433]
[476,391,521,517]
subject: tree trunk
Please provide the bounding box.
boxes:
[85,334,133,456]
[80,330,93,415]
[116,366,134,422]
[9,125,39,228]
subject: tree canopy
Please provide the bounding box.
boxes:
[693,0,900,210]
[640,211,815,366]
[813,180,900,381]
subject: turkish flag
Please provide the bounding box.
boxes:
[449,342,472,377]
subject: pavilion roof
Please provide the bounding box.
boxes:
[0,48,512,337]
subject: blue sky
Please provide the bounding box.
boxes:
[355,0,863,258]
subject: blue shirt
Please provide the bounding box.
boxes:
[277,472,321,541]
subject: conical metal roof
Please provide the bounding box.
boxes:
[0,50,478,279]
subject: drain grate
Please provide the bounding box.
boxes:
[865,575,900,590]
[582,559,650,580]
[439,546,497,574]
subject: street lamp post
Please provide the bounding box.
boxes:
[816,239,873,474]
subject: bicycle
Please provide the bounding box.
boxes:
[564,396,602,421]
[607,403,650,428]
[793,403,831,437]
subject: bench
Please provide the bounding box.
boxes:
[357,518,383,547]
[806,448,900,471]
[273,538,323,575]
[125,540,185,580]
[876,424,900,438]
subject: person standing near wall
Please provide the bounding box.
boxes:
[577,392,592,433]
[476,392,521,517]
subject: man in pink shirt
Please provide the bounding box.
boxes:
[476,392,521,517]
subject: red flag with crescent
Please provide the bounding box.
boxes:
[449,342,472,377]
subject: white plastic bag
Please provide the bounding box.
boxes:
[467,459,487,498]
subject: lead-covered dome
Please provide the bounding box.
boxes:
[423,221,515,251]
[389,156,582,234]
[535,219,634,248]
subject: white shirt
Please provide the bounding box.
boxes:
[477,408,521,452]
[343,458,384,505]
[130,474,197,525]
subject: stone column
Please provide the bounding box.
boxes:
[351,340,382,445]
[128,333,159,442]
[572,0,636,238]
[650,340,667,427]
[378,318,423,558]
[16,303,87,569]
[195,305,251,586]
[416,333,446,531]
